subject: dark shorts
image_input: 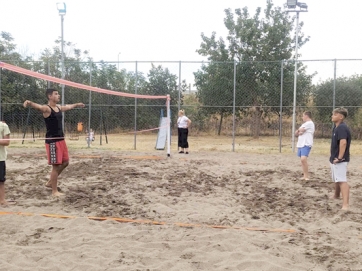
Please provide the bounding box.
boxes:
[0,161,6,182]
[45,140,69,165]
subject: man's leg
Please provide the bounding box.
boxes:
[300,156,309,180]
[0,182,6,204]
[49,161,69,196]
[333,182,341,199]
[339,182,350,210]
[46,161,69,188]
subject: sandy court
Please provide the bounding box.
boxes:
[1,147,362,271]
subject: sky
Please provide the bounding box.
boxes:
[1,0,362,83]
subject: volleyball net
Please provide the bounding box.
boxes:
[0,61,171,155]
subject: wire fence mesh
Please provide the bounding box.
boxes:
[1,59,362,151]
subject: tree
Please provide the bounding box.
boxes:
[0,32,41,130]
[138,64,187,129]
[194,0,313,138]
[314,75,362,123]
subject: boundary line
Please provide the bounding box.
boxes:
[0,211,296,233]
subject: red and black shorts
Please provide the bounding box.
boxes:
[45,140,69,165]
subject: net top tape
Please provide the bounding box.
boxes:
[0,62,169,100]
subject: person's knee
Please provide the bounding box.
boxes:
[300,156,308,163]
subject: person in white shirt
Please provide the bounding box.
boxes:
[87,128,95,145]
[295,111,315,180]
[177,109,191,154]
[0,121,11,206]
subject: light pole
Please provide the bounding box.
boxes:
[285,0,308,152]
[117,52,121,72]
[57,2,66,132]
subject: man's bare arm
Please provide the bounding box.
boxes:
[0,134,10,146]
[338,139,347,159]
[23,100,50,114]
[61,103,85,112]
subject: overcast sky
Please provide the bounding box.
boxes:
[1,0,362,83]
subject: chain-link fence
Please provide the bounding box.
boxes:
[1,59,362,151]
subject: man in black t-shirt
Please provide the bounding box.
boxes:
[24,89,85,197]
[330,107,351,210]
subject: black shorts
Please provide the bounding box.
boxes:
[0,161,6,182]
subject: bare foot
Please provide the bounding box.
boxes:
[299,178,310,181]
[52,191,64,197]
[0,200,16,206]
[45,183,61,192]
[330,195,341,200]
[341,205,349,211]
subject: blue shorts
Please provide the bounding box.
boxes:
[297,146,312,157]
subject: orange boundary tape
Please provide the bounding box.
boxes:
[0,211,296,233]
[29,154,164,160]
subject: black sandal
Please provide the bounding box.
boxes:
[178,151,184,153]
[185,152,189,154]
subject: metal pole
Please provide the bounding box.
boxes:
[118,52,121,72]
[0,68,2,119]
[47,60,50,88]
[232,61,236,152]
[178,61,181,111]
[166,95,171,157]
[333,59,336,110]
[134,61,138,150]
[60,14,65,132]
[291,11,299,153]
[87,62,92,148]
[279,60,284,153]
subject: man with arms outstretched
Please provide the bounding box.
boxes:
[23,88,84,197]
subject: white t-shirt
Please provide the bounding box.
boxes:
[0,122,10,161]
[296,120,315,148]
[177,116,189,128]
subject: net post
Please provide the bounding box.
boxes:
[166,95,171,157]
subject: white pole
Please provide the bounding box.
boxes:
[291,11,299,152]
[166,95,171,157]
[61,14,65,132]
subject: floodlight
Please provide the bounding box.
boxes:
[287,0,298,8]
[56,2,66,15]
[297,2,308,9]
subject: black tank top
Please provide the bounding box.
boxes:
[44,105,64,143]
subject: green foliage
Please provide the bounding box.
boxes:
[194,0,313,137]
[314,75,362,122]
[0,33,182,134]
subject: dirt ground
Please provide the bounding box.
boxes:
[1,145,362,270]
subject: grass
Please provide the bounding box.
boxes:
[9,132,362,155]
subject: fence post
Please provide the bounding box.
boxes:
[87,61,92,148]
[178,61,181,111]
[333,59,336,110]
[232,60,236,152]
[279,60,284,153]
[0,67,1,119]
[47,60,50,88]
[134,61,138,150]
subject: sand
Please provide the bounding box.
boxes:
[1,147,362,271]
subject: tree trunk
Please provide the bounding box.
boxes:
[251,106,262,139]
[218,112,224,136]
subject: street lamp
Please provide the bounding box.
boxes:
[285,0,308,152]
[57,2,66,132]
[117,52,121,72]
